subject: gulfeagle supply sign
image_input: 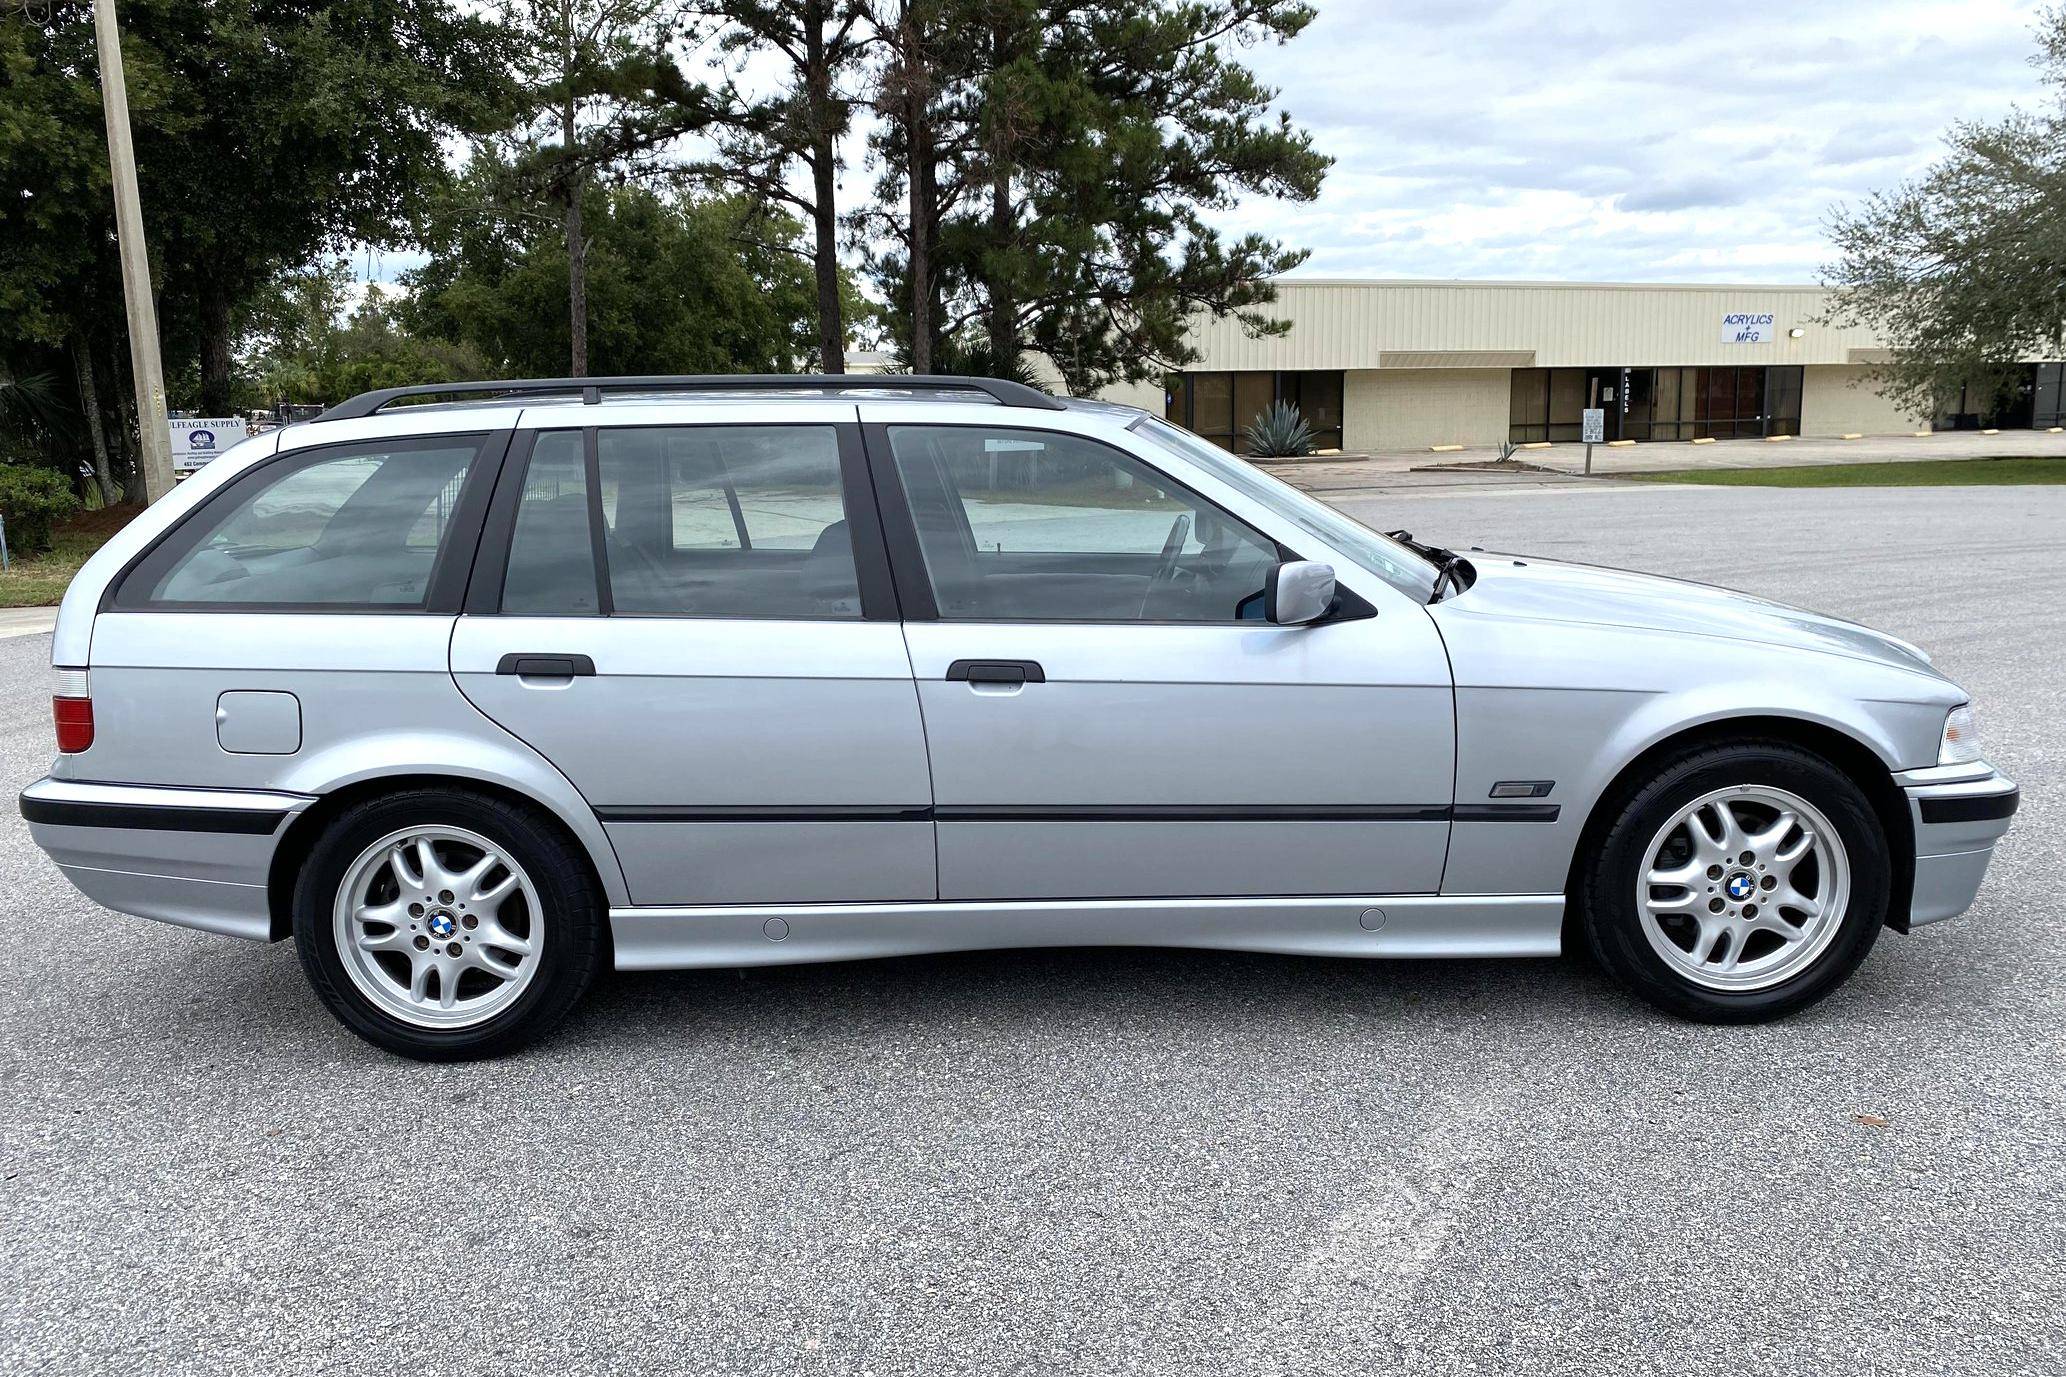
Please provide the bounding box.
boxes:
[167,418,247,471]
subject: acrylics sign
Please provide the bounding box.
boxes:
[1721,312,1777,344]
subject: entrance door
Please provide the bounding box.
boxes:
[450,411,935,907]
[868,417,1455,902]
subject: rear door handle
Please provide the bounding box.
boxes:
[495,653,596,678]
[945,659,1045,685]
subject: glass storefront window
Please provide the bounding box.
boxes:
[1510,365,1801,444]
[1547,369,1587,443]
[1282,371,1345,450]
[2037,364,2065,430]
[1166,370,1348,453]
[1652,367,1684,440]
[1510,369,1549,442]
[1191,373,1235,447]
[1933,366,2046,430]
[1622,368,1654,436]
[1232,373,1275,449]
[1767,367,1803,437]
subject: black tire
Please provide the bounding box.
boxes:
[293,788,606,1060]
[1575,739,1890,1023]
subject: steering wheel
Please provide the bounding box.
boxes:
[1136,512,1193,618]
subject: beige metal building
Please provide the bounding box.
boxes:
[1100,278,2066,453]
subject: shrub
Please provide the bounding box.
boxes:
[1244,400,1315,458]
[0,463,80,553]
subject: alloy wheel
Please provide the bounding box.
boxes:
[1635,785,1851,992]
[332,826,544,1029]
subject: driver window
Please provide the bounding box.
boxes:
[883,425,1278,622]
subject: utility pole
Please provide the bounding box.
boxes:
[92,0,176,503]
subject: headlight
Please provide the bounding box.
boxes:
[1938,703,1982,765]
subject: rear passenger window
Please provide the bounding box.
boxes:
[121,436,479,608]
[594,426,859,618]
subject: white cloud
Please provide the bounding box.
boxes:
[1221,0,2051,282]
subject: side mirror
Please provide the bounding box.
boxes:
[1266,560,1336,625]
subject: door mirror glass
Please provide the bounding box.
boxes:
[1266,560,1335,625]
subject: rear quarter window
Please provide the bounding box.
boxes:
[113,434,485,611]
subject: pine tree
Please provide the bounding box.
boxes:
[886,0,1330,392]
[486,0,716,376]
[694,0,872,374]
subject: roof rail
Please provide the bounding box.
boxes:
[314,373,1067,421]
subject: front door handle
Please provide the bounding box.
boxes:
[495,653,596,678]
[945,659,1045,686]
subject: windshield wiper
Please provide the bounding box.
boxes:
[1386,529,1468,603]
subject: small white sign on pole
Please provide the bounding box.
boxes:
[1721,311,1777,344]
[1581,408,1606,444]
[167,418,246,471]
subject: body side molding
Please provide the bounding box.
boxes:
[594,802,1559,824]
[610,893,1565,970]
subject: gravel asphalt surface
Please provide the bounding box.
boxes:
[2,480,2060,1376]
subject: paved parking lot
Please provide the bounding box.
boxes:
[2,480,2061,1376]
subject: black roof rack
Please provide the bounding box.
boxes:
[314,373,1067,421]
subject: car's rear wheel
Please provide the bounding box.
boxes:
[1576,740,1890,1021]
[294,789,605,1059]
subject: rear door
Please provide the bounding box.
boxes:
[863,410,1455,902]
[449,403,935,907]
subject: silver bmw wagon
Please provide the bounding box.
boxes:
[20,376,2018,1058]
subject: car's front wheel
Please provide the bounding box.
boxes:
[1576,739,1891,1022]
[293,789,605,1059]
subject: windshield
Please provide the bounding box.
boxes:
[1129,416,1439,601]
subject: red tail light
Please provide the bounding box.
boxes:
[53,696,94,753]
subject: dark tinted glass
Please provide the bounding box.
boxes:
[137,437,478,607]
[501,431,597,615]
[595,426,858,618]
[886,425,1278,622]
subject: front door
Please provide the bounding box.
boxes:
[867,417,1455,902]
[451,410,934,907]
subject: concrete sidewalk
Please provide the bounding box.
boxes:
[0,607,58,641]
[1259,426,2066,491]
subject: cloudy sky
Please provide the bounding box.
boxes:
[1213,0,2053,282]
[357,0,2054,293]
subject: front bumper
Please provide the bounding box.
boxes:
[1896,762,2018,928]
[19,778,314,941]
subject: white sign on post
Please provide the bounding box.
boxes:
[168,418,247,471]
[1721,311,1776,344]
[1581,408,1606,444]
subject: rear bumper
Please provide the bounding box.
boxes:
[1896,762,2018,928]
[20,778,313,941]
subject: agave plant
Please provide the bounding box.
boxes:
[1243,400,1314,458]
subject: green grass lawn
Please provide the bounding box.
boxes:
[0,505,143,609]
[1621,456,2066,487]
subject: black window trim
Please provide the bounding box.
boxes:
[466,418,899,623]
[858,419,1372,627]
[104,429,510,616]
